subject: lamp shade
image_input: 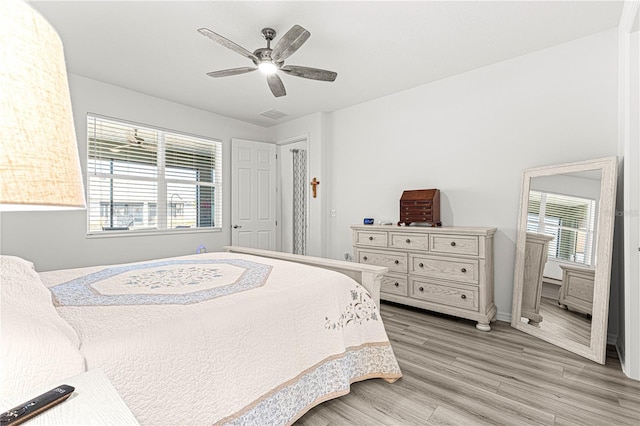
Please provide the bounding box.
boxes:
[0,0,85,210]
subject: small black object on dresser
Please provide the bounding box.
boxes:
[398,189,441,227]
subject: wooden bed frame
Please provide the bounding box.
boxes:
[223,246,388,307]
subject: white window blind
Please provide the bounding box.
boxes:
[87,115,222,234]
[527,190,596,266]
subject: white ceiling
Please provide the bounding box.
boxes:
[29,1,623,128]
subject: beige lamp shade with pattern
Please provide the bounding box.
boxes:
[0,0,85,211]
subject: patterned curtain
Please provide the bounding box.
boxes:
[292,149,307,255]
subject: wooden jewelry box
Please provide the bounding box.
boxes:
[398,189,441,227]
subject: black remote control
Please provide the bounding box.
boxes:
[0,385,75,425]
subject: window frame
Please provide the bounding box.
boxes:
[526,190,597,267]
[86,114,222,237]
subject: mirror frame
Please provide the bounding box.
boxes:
[511,157,617,364]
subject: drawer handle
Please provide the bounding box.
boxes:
[394,260,399,265]
[363,256,368,261]
[394,282,400,287]
[418,263,424,268]
[451,241,457,247]
[461,268,467,273]
[406,239,411,243]
[419,287,424,292]
[368,236,373,241]
[461,294,467,300]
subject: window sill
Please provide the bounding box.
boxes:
[86,227,222,239]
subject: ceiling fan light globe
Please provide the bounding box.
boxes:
[258,62,277,75]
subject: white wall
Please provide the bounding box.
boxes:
[628,25,640,381]
[0,74,266,271]
[530,174,602,201]
[626,28,639,380]
[323,29,619,320]
[618,1,640,380]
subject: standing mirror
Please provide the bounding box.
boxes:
[511,157,617,364]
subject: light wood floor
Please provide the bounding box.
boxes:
[537,297,591,347]
[296,302,640,425]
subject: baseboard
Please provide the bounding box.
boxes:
[616,341,629,378]
[496,311,511,323]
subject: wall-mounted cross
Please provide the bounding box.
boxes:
[310,177,320,198]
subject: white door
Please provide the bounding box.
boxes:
[231,139,277,249]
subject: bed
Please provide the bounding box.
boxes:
[0,247,402,425]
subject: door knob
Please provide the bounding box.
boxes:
[233,225,242,229]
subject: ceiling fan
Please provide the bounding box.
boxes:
[109,129,156,153]
[198,25,337,97]
[128,129,145,145]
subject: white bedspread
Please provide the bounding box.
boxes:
[40,252,401,425]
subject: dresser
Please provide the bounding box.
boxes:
[521,232,554,326]
[351,225,497,331]
[558,264,595,316]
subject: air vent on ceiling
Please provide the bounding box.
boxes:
[259,109,288,120]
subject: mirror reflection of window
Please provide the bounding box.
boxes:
[527,191,596,267]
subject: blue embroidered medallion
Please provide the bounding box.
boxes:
[50,259,272,306]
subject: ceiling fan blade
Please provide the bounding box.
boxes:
[206,67,257,78]
[198,28,259,64]
[266,74,286,97]
[271,25,310,62]
[280,65,337,82]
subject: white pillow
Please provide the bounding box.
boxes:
[0,256,85,396]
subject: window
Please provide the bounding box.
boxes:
[527,191,596,266]
[87,115,222,234]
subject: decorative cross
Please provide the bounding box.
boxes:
[310,177,320,198]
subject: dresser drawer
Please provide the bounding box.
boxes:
[401,204,433,215]
[410,254,479,284]
[354,230,388,247]
[358,250,408,273]
[400,214,434,223]
[410,278,478,311]
[381,273,408,296]
[401,200,432,207]
[430,234,479,256]
[389,232,429,251]
[566,275,594,303]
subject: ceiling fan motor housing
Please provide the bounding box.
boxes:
[261,28,276,42]
[254,48,273,63]
[257,28,277,63]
